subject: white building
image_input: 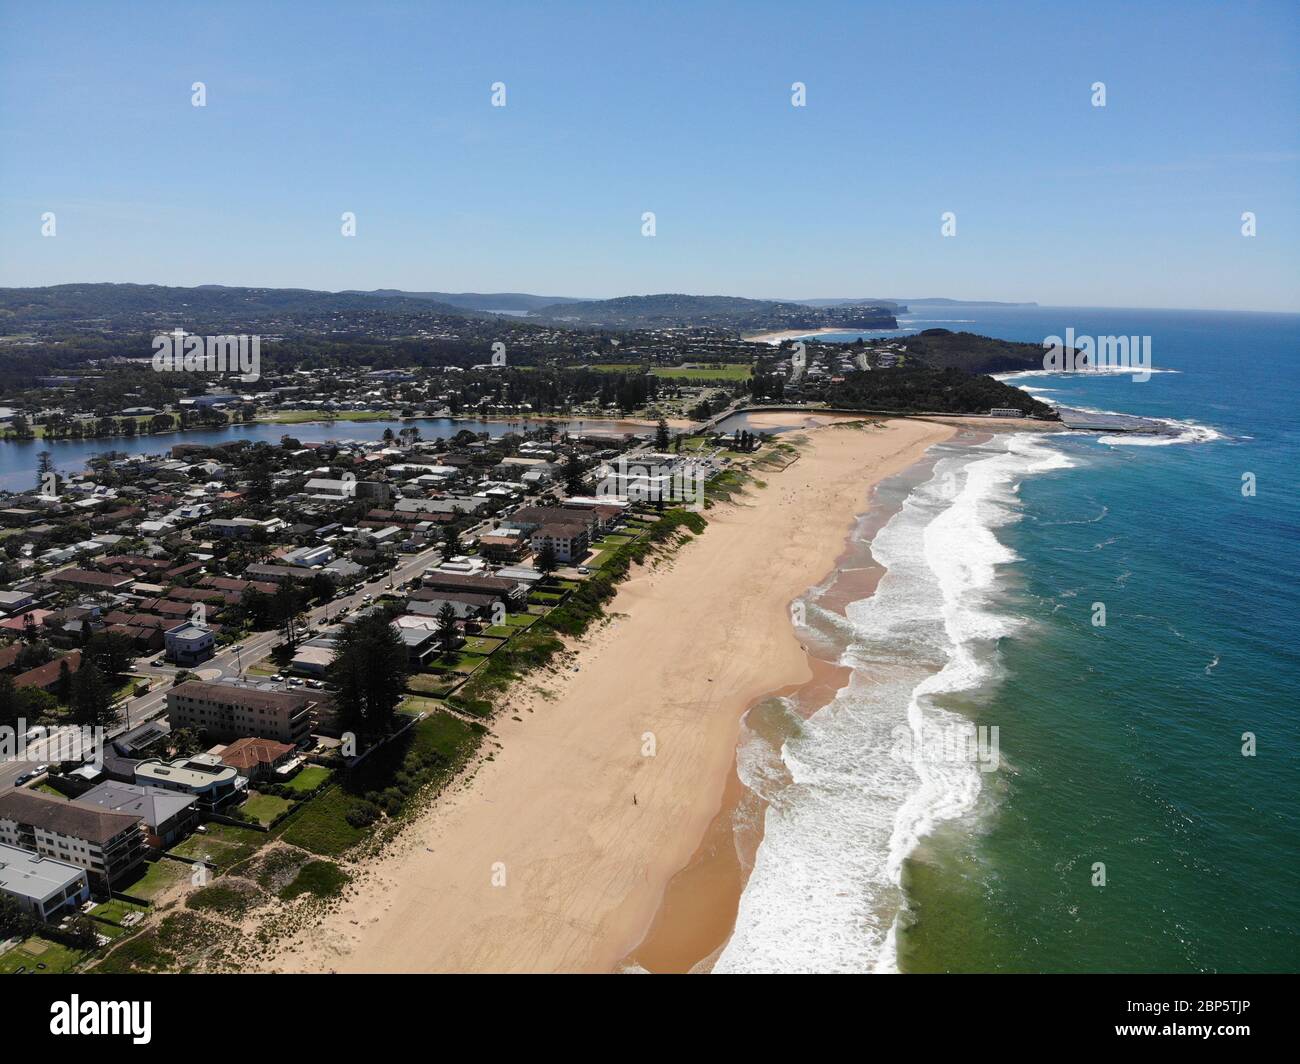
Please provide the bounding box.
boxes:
[0,842,90,920]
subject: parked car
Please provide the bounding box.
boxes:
[577,566,591,575]
[271,673,286,682]
[288,677,304,686]
[306,679,324,689]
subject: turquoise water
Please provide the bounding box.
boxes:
[721,306,1300,973]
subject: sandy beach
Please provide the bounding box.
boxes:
[741,327,856,344]
[268,417,955,974]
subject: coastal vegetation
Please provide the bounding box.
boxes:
[829,366,1054,416]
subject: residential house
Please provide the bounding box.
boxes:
[48,569,133,594]
[218,737,297,782]
[14,650,82,694]
[134,754,244,810]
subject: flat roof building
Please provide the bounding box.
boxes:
[0,842,90,921]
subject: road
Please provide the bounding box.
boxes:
[0,531,470,793]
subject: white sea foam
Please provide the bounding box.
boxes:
[992,368,1181,381]
[714,435,1071,974]
[1098,418,1224,447]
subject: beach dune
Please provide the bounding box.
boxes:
[270,418,955,974]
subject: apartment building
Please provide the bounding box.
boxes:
[164,622,215,667]
[530,523,589,564]
[0,789,145,892]
[166,679,314,745]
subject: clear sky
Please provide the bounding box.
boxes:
[1,1,1296,310]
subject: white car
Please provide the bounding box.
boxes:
[577,566,591,575]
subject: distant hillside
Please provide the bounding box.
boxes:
[900,328,1049,374]
[0,283,479,332]
[345,290,587,313]
[528,293,898,332]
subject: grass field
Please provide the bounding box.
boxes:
[282,764,331,795]
[276,785,368,857]
[0,936,86,974]
[88,898,149,926]
[652,364,752,380]
[120,857,192,901]
[406,672,459,696]
[171,822,265,869]
[239,792,294,826]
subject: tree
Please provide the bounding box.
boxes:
[442,523,461,558]
[328,614,408,740]
[85,631,136,678]
[239,586,273,629]
[655,417,670,451]
[0,895,35,941]
[54,660,73,704]
[536,543,558,577]
[169,727,202,758]
[0,674,18,732]
[70,662,116,729]
[272,582,305,649]
[434,602,460,655]
[247,462,273,505]
[563,452,586,497]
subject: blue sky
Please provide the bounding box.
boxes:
[1,1,1296,310]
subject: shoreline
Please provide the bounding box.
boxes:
[620,439,953,973]
[741,327,862,344]
[266,417,956,974]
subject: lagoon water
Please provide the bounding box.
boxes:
[0,415,652,492]
[718,306,1300,973]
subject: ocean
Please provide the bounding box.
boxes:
[715,306,1300,974]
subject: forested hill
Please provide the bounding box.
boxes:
[527,293,898,332]
[830,367,1055,417]
[900,328,1050,374]
[0,283,479,332]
